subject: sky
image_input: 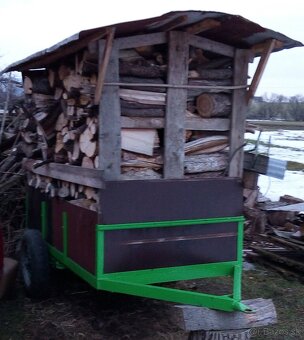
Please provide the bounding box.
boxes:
[0,0,303,97]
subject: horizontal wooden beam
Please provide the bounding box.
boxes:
[121,116,229,131]
[23,159,104,189]
[188,34,234,58]
[116,32,167,49]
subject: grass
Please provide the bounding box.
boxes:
[1,264,304,339]
[242,265,304,339]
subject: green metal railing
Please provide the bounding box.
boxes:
[41,203,249,312]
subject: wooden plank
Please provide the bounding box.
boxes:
[23,159,104,189]
[228,49,250,178]
[164,31,189,178]
[174,298,277,331]
[185,117,229,131]
[94,27,116,105]
[247,39,276,103]
[121,116,164,129]
[251,246,304,273]
[116,32,167,49]
[98,41,121,179]
[121,116,229,131]
[188,34,234,58]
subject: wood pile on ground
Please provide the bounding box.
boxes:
[245,194,304,281]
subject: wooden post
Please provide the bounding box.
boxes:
[247,39,276,103]
[228,49,250,178]
[164,31,189,178]
[98,40,121,180]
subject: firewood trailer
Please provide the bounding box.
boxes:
[3,11,301,312]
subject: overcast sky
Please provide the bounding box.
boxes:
[1,0,303,97]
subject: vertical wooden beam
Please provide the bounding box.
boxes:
[94,28,115,105]
[98,40,121,180]
[229,49,250,178]
[164,31,189,179]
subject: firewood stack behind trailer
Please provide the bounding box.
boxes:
[3,11,302,311]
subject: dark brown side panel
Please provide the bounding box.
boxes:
[100,178,243,224]
[104,222,238,273]
[64,202,97,274]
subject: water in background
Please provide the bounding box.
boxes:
[245,130,304,201]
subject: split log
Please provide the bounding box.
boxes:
[184,153,228,173]
[71,140,81,163]
[121,168,161,180]
[63,71,83,92]
[58,182,70,198]
[23,76,33,95]
[121,129,158,156]
[79,126,97,157]
[55,112,68,131]
[122,151,163,170]
[23,71,53,95]
[81,156,94,169]
[119,89,166,105]
[196,93,231,117]
[185,136,228,154]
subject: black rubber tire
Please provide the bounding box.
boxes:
[20,229,50,298]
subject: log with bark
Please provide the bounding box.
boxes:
[196,93,231,117]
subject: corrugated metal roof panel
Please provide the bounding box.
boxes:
[2,10,303,73]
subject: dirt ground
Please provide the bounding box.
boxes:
[1,262,304,340]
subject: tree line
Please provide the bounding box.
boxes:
[247,93,304,121]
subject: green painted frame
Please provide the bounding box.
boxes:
[41,203,248,312]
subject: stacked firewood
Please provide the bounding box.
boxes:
[17,43,234,206]
[118,46,232,179]
[20,63,99,209]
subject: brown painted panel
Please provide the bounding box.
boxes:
[52,198,64,251]
[63,201,97,274]
[104,222,238,273]
[100,178,243,224]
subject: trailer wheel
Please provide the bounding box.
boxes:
[20,229,50,298]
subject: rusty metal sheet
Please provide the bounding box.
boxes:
[2,11,302,73]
